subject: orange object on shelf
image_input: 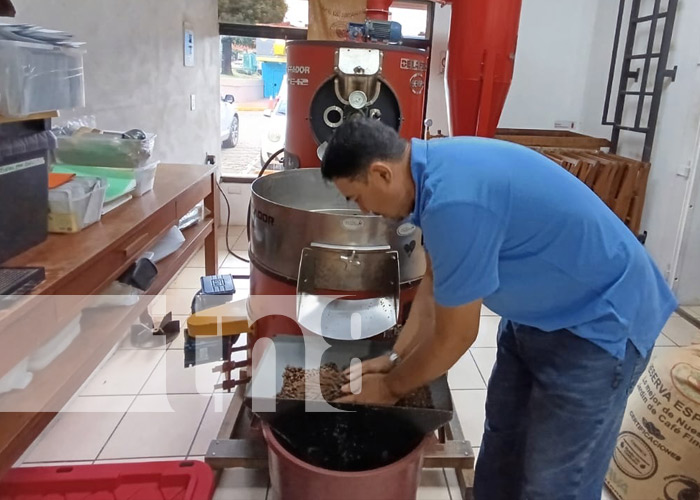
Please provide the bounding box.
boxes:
[48,173,75,189]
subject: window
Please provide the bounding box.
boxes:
[219,0,430,39]
[218,0,433,179]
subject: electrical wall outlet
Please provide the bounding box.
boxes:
[190,94,196,111]
[554,120,575,130]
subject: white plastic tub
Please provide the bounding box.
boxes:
[48,177,107,233]
[132,161,158,196]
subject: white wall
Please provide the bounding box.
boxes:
[676,138,700,304]
[500,0,600,130]
[663,0,700,304]
[426,0,608,133]
[11,0,221,166]
[424,3,451,136]
[585,0,700,299]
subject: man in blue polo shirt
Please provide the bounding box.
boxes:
[326,118,677,499]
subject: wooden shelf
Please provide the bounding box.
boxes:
[0,164,218,478]
[0,111,58,125]
[0,165,216,381]
[0,217,214,475]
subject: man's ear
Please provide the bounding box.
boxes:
[368,162,393,184]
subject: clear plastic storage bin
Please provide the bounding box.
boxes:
[55,132,156,169]
[48,177,107,233]
[0,40,85,117]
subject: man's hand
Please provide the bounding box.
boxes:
[334,373,399,406]
[344,354,393,383]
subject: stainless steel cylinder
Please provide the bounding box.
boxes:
[249,169,425,283]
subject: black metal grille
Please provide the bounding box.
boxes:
[602,0,679,161]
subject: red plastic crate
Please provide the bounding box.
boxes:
[0,460,215,500]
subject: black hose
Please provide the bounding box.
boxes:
[217,147,286,265]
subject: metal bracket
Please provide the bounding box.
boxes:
[664,65,678,82]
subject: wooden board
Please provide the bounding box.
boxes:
[495,128,611,149]
[0,111,58,125]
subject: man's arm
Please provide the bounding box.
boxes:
[393,255,435,358]
[344,255,434,382]
[385,299,481,398]
[338,298,481,404]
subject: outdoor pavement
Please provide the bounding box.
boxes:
[221,111,267,177]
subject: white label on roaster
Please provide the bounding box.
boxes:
[343,218,364,230]
[397,222,416,236]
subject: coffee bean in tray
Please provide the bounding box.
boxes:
[277,364,434,409]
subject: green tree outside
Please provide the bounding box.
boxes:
[219,0,287,25]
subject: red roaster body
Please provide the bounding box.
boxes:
[285,41,428,169]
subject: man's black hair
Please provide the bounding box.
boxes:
[321,117,407,180]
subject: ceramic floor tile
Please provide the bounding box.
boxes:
[686,306,700,319]
[186,246,229,268]
[471,316,501,348]
[233,278,250,290]
[167,316,191,350]
[448,352,486,389]
[213,468,269,500]
[417,469,451,500]
[98,394,209,460]
[233,232,249,252]
[185,248,205,268]
[19,461,94,468]
[93,457,186,464]
[163,288,200,316]
[232,288,250,301]
[81,349,164,396]
[601,485,617,500]
[170,268,206,289]
[150,291,197,321]
[662,316,700,346]
[470,348,497,386]
[451,389,487,447]
[219,226,245,248]
[651,346,683,360]
[189,392,235,456]
[219,256,251,273]
[140,350,220,395]
[655,332,677,347]
[23,396,133,463]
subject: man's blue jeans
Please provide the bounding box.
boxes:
[473,319,651,500]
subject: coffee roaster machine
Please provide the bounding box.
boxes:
[186,0,523,496]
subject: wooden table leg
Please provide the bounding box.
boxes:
[203,172,219,276]
[444,395,475,500]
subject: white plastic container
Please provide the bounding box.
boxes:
[0,40,85,117]
[133,161,158,196]
[148,226,186,263]
[48,177,107,233]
